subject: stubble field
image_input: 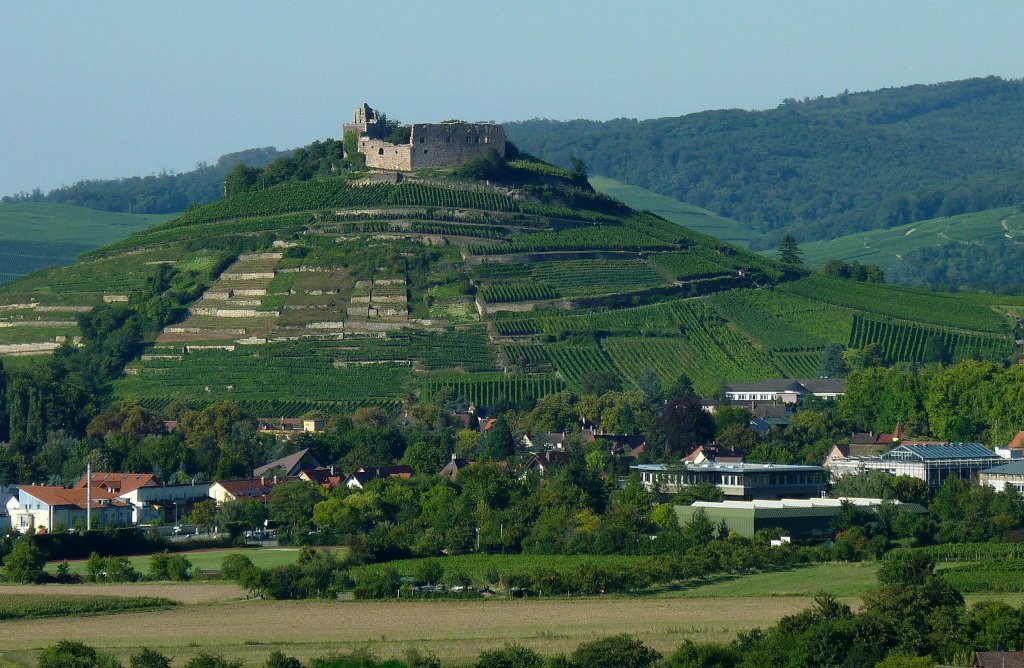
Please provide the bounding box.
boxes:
[0,594,820,666]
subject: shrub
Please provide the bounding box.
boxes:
[183,654,243,668]
[403,648,442,668]
[107,556,139,582]
[265,651,302,668]
[415,559,443,585]
[474,643,544,668]
[37,640,121,668]
[878,551,936,586]
[221,553,255,581]
[570,635,661,668]
[149,551,192,581]
[667,640,741,667]
[354,567,400,599]
[130,648,172,668]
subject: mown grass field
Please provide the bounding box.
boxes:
[589,175,759,245]
[44,547,314,576]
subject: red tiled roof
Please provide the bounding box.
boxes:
[1009,431,1024,449]
[73,472,159,494]
[19,485,127,510]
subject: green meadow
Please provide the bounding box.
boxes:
[0,202,174,283]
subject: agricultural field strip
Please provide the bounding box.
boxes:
[708,290,827,350]
[781,275,1011,333]
[849,315,1012,363]
[424,373,566,406]
[122,329,499,403]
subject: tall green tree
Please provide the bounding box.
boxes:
[3,536,45,583]
[778,235,803,265]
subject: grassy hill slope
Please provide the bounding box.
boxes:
[0,156,1019,416]
[0,202,173,283]
[589,176,758,246]
[798,207,1024,290]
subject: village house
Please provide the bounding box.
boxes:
[344,465,414,489]
[253,448,323,478]
[298,467,344,490]
[683,444,744,465]
[7,485,132,533]
[973,651,1024,668]
[75,472,210,524]
[521,451,571,478]
[257,418,325,439]
[439,454,472,481]
[209,478,282,505]
[725,378,845,404]
[994,430,1024,460]
[521,432,569,451]
[0,485,18,530]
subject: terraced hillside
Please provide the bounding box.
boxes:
[0,157,1019,414]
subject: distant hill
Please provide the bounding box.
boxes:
[0,145,1019,416]
[2,146,290,214]
[507,77,1024,251]
[0,202,173,283]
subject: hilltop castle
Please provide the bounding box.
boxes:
[343,103,506,171]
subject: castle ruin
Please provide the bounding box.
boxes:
[343,103,506,171]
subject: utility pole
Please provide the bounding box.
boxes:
[86,463,92,531]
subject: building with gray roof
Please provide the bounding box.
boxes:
[979,460,1024,493]
[826,442,1002,488]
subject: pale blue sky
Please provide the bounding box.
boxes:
[2,1,1022,195]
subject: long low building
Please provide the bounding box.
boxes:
[826,442,1003,488]
[980,461,1024,493]
[632,462,829,500]
[674,497,927,538]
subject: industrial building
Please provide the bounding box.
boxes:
[674,497,927,538]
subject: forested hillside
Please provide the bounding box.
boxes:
[507,77,1024,249]
[2,147,289,214]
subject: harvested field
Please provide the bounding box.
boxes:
[0,595,820,666]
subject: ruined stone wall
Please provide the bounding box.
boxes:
[409,123,506,169]
[349,103,506,171]
[360,138,414,170]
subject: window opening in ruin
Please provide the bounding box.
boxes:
[484,137,489,144]
[378,148,385,155]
